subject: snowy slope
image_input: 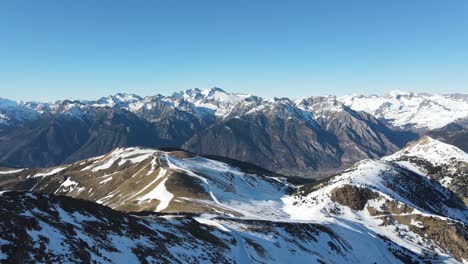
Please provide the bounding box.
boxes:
[280,139,468,262]
[0,147,291,218]
[1,145,467,262]
[0,189,449,264]
[284,159,467,262]
[383,136,468,204]
[0,191,367,264]
[339,91,468,129]
[384,136,468,166]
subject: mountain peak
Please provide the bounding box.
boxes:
[385,136,468,165]
[386,90,413,97]
[203,87,227,95]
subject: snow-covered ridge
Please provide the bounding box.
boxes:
[339,91,468,129]
[4,88,465,129]
[384,136,468,166]
[171,87,253,117]
[1,144,467,262]
[286,159,466,222]
[284,158,467,262]
[0,146,291,217]
[383,136,468,202]
[4,190,418,264]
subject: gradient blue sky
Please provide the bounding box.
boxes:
[0,0,467,101]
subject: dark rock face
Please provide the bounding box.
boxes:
[184,114,342,178]
[0,110,146,168]
[184,103,415,178]
[401,216,468,261]
[330,185,379,210]
[0,114,91,168]
[428,117,468,152]
[390,155,468,205]
[0,107,208,169]
[368,200,468,261]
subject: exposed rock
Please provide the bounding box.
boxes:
[330,185,379,211]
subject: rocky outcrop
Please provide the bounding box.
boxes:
[368,199,468,261]
[330,185,379,210]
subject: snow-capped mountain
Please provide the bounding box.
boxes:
[339,91,468,130]
[0,143,466,263]
[1,88,466,177]
[286,158,467,262]
[0,98,40,128]
[0,147,292,218]
[283,137,468,262]
[2,89,467,130]
[0,88,418,178]
[384,136,468,205]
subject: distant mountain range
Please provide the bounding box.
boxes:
[0,88,467,178]
[0,136,466,263]
[340,91,468,130]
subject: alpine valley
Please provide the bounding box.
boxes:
[2,88,467,177]
[0,89,467,263]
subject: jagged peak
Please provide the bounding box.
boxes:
[175,87,250,100]
[385,90,413,97]
[1,89,467,131]
[201,87,227,95]
[95,93,142,105]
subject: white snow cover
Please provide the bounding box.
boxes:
[164,154,290,219]
[31,166,68,178]
[172,87,253,117]
[384,136,468,165]
[54,177,79,194]
[2,89,467,130]
[60,177,78,188]
[2,142,466,263]
[84,147,157,172]
[4,191,401,264]
[383,136,468,194]
[282,159,465,262]
[137,177,174,212]
[0,169,24,174]
[193,215,231,232]
[92,93,142,108]
[339,91,468,129]
[295,96,346,117]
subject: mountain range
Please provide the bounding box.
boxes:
[0,136,466,263]
[2,88,466,178]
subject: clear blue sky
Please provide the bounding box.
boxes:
[0,0,467,101]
